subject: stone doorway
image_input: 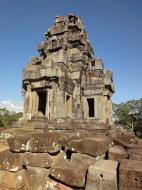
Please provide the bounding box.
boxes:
[37,91,47,116]
[87,98,95,117]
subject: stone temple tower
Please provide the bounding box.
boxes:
[22,14,115,129]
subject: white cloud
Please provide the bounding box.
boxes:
[0,100,23,113]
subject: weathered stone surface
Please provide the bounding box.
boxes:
[0,143,9,152]
[71,153,97,167]
[7,135,30,152]
[129,150,142,161]
[108,145,128,162]
[126,141,142,161]
[27,166,72,190]
[50,160,87,187]
[69,136,111,156]
[112,134,135,148]
[119,159,142,189]
[0,186,29,190]
[85,160,118,190]
[29,132,61,153]
[23,152,52,168]
[44,180,73,190]
[0,169,28,189]
[52,150,67,165]
[27,166,49,190]
[0,150,23,171]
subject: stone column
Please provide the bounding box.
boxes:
[95,96,103,120]
[32,91,39,117]
[56,88,65,119]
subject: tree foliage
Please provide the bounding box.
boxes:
[0,108,23,128]
[113,99,142,138]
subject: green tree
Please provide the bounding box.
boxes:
[0,108,23,128]
[113,99,142,138]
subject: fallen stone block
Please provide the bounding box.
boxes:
[29,132,61,153]
[85,160,118,190]
[27,166,49,190]
[119,159,142,190]
[23,152,52,168]
[0,150,23,171]
[7,135,30,152]
[71,153,97,167]
[50,159,87,188]
[112,134,135,148]
[52,150,67,166]
[44,180,73,190]
[69,137,111,156]
[128,148,142,161]
[0,186,29,190]
[27,167,72,190]
[108,145,128,162]
[0,169,28,189]
[0,143,9,152]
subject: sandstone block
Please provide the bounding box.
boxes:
[51,150,67,165]
[69,137,111,156]
[112,134,134,148]
[128,148,142,161]
[0,169,28,189]
[23,152,52,168]
[71,153,97,167]
[29,132,61,153]
[108,145,128,162]
[7,135,30,152]
[44,180,73,190]
[27,166,49,190]
[0,150,23,171]
[0,143,9,152]
[85,160,118,190]
[50,160,87,187]
[119,159,142,190]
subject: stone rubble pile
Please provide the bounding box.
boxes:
[0,130,141,190]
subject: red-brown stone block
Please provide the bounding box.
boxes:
[119,159,142,190]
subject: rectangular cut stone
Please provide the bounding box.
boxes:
[7,136,30,152]
[50,160,87,187]
[23,152,52,168]
[119,159,142,189]
[27,166,72,190]
[0,150,23,171]
[108,145,128,162]
[69,137,111,156]
[85,160,118,190]
[71,153,98,168]
[44,180,73,190]
[112,134,134,147]
[0,144,9,152]
[0,169,28,189]
[128,148,142,161]
[29,132,61,153]
[27,166,49,190]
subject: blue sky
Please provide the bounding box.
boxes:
[0,0,142,111]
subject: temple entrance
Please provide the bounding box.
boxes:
[87,98,95,117]
[37,91,47,116]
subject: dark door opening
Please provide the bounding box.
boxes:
[87,98,95,117]
[65,95,71,117]
[37,91,47,116]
